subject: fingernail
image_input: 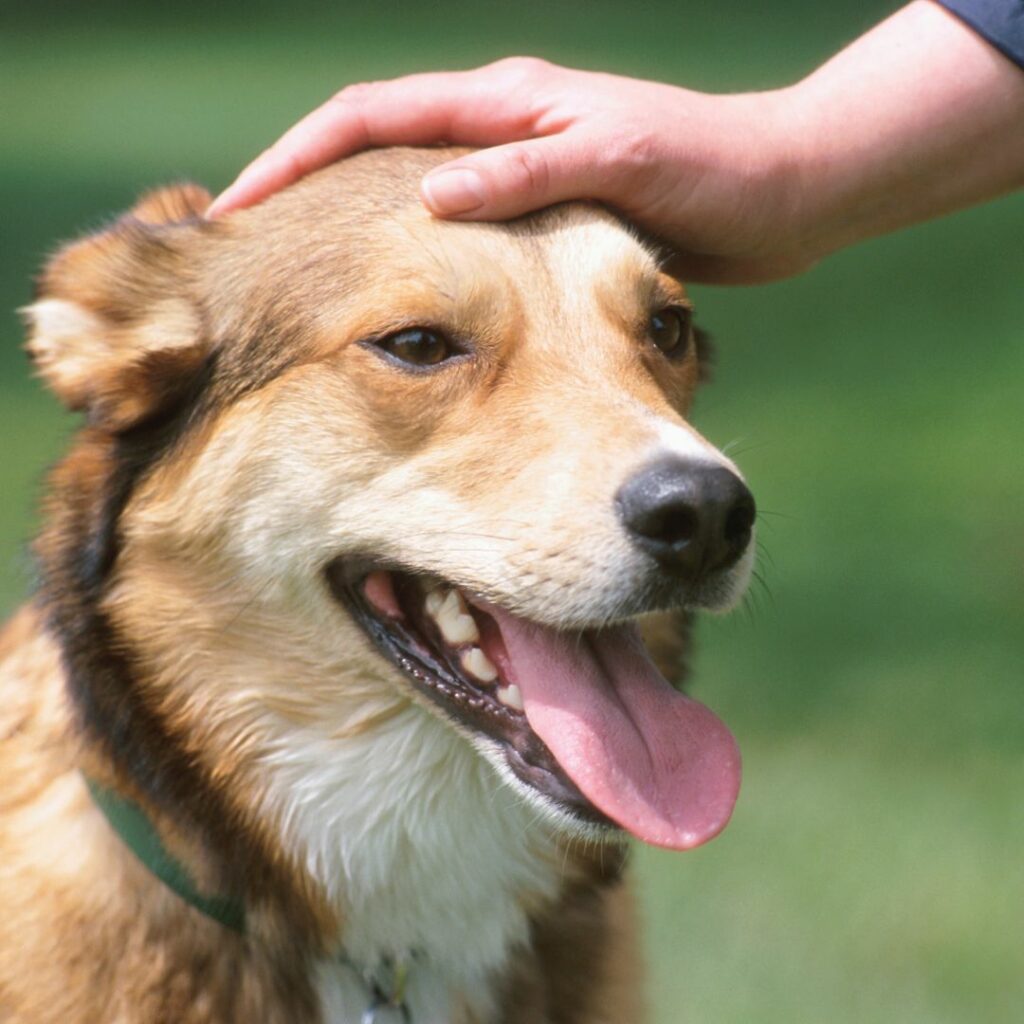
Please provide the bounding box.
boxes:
[422,168,486,215]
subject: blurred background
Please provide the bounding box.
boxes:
[2,1,1021,1020]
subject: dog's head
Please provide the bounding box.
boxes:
[25,148,753,858]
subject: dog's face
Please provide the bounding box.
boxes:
[26,149,752,858]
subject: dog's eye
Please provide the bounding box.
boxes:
[375,328,454,367]
[648,307,692,359]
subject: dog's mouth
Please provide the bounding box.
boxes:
[325,562,741,851]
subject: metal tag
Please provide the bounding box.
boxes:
[361,1004,410,1024]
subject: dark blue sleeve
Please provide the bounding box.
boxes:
[936,0,1024,69]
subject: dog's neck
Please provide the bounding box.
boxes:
[81,748,542,1022]
[257,698,565,1007]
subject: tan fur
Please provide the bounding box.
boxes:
[0,148,740,1022]
[0,609,309,1024]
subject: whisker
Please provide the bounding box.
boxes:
[755,508,798,522]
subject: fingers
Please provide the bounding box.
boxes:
[419,132,613,219]
[208,59,562,217]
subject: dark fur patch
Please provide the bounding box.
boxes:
[33,337,320,942]
[498,845,631,1023]
[92,344,214,434]
[80,351,217,585]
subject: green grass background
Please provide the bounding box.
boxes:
[2,2,1021,1021]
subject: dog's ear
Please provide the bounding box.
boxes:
[22,184,213,433]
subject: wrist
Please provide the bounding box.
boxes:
[733,85,826,275]
[767,77,863,267]
[771,0,1024,265]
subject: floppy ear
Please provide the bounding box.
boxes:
[22,183,213,432]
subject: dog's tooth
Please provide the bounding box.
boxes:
[497,684,524,711]
[461,647,498,684]
[442,588,468,616]
[439,611,479,646]
[434,590,479,645]
[424,588,447,619]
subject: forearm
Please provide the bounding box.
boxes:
[786,0,1024,260]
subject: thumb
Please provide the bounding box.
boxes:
[421,133,610,220]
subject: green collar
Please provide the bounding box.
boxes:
[86,777,421,1018]
[84,776,246,934]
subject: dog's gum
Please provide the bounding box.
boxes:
[364,571,403,619]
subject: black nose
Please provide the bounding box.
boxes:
[615,457,756,577]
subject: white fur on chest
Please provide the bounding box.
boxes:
[261,702,563,1021]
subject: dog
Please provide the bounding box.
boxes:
[0,147,755,1023]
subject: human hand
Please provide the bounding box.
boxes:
[208,59,810,284]
[209,3,1024,285]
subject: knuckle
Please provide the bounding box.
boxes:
[326,82,376,144]
[504,146,550,197]
[605,127,660,183]
[265,137,316,179]
[487,55,554,85]
[330,81,378,106]
[282,150,312,180]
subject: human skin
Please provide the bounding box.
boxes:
[209,1,1024,284]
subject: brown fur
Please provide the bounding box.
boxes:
[0,148,724,1022]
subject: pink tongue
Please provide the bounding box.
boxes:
[487,609,741,850]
